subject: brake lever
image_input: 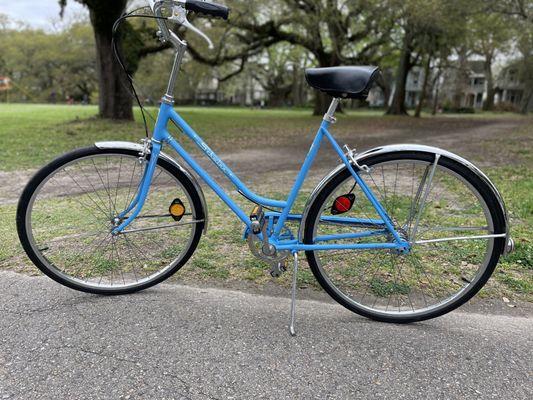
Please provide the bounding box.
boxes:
[168,5,214,49]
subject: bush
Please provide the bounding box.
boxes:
[440,100,475,114]
[492,101,520,112]
[442,105,476,114]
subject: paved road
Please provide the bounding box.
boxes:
[0,271,531,400]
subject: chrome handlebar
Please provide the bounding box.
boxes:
[148,0,214,49]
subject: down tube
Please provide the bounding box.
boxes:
[164,134,251,226]
[167,108,287,209]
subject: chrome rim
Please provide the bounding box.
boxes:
[26,153,199,290]
[311,158,495,317]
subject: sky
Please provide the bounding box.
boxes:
[0,0,87,29]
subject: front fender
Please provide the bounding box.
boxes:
[95,141,208,234]
[299,144,511,254]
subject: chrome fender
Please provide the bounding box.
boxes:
[299,144,512,254]
[95,141,208,234]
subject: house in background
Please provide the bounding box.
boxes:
[229,73,268,106]
[494,63,529,110]
[195,77,225,105]
[194,72,268,106]
[438,60,486,109]
[189,58,530,112]
[404,67,428,108]
[368,59,531,112]
[366,85,385,107]
[367,66,435,109]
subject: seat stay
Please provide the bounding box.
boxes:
[320,127,405,245]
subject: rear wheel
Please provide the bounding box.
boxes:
[304,151,506,323]
[17,146,205,295]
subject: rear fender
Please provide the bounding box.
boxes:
[299,144,511,254]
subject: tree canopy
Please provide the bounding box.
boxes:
[1,0,530,116]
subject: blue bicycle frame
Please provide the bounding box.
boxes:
[113,101,410,254]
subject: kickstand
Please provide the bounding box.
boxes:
[289,252,298,336]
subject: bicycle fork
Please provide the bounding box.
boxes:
[112,140,163,235]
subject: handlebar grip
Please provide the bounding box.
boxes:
[184,0,230,20]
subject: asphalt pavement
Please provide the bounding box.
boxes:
[0,271,531,400]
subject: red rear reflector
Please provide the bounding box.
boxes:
[331,193,355,215]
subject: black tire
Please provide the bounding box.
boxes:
[17,146,205,295]
[304,151,506,323]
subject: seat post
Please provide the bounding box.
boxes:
[323,98,340,123]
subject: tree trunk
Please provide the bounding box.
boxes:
[521,89,532,114]
[88,1,133,120]
[431,69,442,115]
[414,55,431,118]
[482,57,495,111]
[313,90,332,116]
[452,46,468,110]
[386,29,412,116]
[432,85,440,115]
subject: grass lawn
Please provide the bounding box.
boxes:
[0,104,328,170]
[0,103,525,171]
[0,103,531,302]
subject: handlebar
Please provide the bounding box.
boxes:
[184,0,229,20]
[148,0,229,49]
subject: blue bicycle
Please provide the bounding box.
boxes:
[17,0,514,333]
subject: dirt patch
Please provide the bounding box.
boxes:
[0,169,36,205]
[0,117,529,205]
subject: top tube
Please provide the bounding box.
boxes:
[157,103,288,209]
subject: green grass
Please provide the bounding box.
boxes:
[370,277,411,297]
[1,103,529,171]
[0,103,531,301]
[0,104,324,171]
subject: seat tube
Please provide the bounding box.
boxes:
[273,98,339,238]
[324,98,340,123]
[273,127,325,238]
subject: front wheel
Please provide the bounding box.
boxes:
[304,151,506,323]
[17,146,205,295]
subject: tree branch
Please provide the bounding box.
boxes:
[218,56,247,82]
[138,42,172,58]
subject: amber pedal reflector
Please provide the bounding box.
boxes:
[169,198,186,221]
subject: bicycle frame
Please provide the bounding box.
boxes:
[113,101,410,254]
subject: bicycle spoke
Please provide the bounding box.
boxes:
[91,158,116,216]
[310,156,494,319]
[124,160,138,211]
[62,167,110,219]
[26,152,199,291]
[48,175,106,225]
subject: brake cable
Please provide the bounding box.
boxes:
[111,7,169,138]
[113,4,266,211]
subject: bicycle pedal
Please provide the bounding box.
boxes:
[249,205,265,235]
[270,260,287,278]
